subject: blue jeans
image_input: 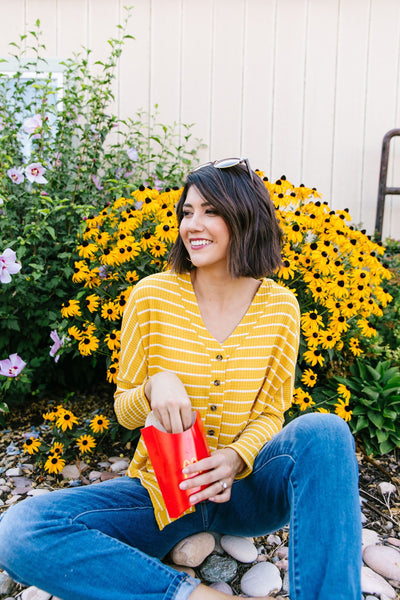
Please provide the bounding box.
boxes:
[0,413,362,600]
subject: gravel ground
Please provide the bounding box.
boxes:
[1,386,399,599]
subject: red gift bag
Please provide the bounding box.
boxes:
[141,411,211,519]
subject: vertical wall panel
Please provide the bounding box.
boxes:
[241,0,276,173]
[150,0,183,125]
[56,0,88,59]
[301,0,339,196]
[331,0,370,220]
[208,0,246,158]
[270,0,308,183]
[118,0,151,120]
[361,0,400,237]
[25,0,58,56]
[0,0,25,59]
[180,0,214,163]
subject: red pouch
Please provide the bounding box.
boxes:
[141,411,211,519]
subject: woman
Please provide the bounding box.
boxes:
[0,158,361,600]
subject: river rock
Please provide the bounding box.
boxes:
[21,586,52,600]
[27,488,51,497]
[199,554,238,583]
[5,467,22,477]
[110,460,129,473]
[387,537,400,548]
[240,561,282,597]
[363,544,400,581]
[210,581,233,594]
[0,571,16,595]
[61,464,80,480]
[171,533,215,567]
[167,564,196,577]
[361,566,396,598]
[362,528,380,551]
[220,535,258,563]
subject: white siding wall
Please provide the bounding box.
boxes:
[1,0,399,239]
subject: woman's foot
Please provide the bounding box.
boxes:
[188,582,274,599]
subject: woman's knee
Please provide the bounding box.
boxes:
[288,412,355,459]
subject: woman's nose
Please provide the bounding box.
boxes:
[188,212,204,230]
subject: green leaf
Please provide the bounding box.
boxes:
[367,411,384,429]
[365,364,381,381]
[376,429,389,443]
[379,439,395,454]
[46,226,56,240]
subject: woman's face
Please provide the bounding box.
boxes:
[179,185,230,272]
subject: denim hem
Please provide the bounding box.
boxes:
[171,575,201,600]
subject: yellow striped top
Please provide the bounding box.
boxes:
[114,271,300,530]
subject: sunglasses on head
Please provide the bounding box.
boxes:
[190,157,254,183]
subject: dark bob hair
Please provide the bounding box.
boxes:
[168,162,283,278]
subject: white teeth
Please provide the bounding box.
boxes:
[191,240,211,247]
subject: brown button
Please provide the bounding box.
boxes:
[208,429,215,436]
[216,354,223,360]
[213,380,221,386]
[210,404,217,411]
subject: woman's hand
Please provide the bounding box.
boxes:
[179,447,245,504]
[145,371,192,433]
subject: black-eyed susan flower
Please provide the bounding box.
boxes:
[277,259,296,280]
[104,330,121,351]
[42,411,56,422]
[149,241,167,258]
[77,240,97,259]
[319,330,339,350]
[23,437,41,454]
[293,388,315,411]
[56,409,79,431]
[337,383,351,403]
[78,334,100,356]
[72,261,91,283]
[50,442,64,456]
[303,348,324,367]
[140,232,157,251]
[349,337,363,357]
[76,434,96,454]
[317,407,331,414]
[68,326,83,341]
[301,311,324,333]
[44,455,66,474]
[334,399,352,422]
[61,299,81,318]
[301,368,318,388]
[89,415,110,434]
[126,270,139,284]
[155,222,177,243]
[85,294,100,313]
[101,301,119,322]
[107,364,118,384]
[357,319,377,338]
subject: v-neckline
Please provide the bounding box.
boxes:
[177,272,266,347]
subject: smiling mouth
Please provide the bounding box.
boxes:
[190,240,212,248]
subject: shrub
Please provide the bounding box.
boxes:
[330,359,400,456]
[0,11,200,402]
[58,174,394,453]
[22,403,119,474]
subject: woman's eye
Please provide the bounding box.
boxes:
[182,210,191,217]
[205,209,218,215]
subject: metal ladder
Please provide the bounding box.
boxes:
[375,128,400,241]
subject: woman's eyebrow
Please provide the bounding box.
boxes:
[182,201,211,208]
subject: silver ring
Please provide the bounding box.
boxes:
[220,480,227,491]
